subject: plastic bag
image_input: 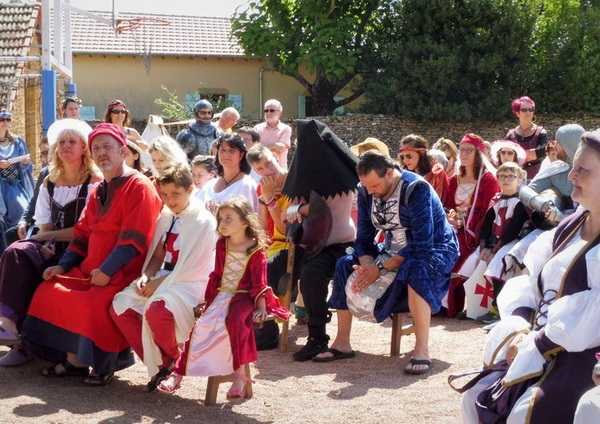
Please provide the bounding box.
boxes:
[345,253,395,322]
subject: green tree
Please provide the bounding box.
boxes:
[530,0,600,112]
[232,0,395,116]
[363,0,537,121]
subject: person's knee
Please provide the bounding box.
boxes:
[145,301,173,325]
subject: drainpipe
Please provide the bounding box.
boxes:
[259,67,264,118]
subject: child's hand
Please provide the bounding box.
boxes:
[139,278,160,298]
[135,275,149,295]
[252,308,268,323]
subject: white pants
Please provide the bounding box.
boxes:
[574,386,600,424]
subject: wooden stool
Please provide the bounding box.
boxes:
[205,363,253,406]
[390,313,415,356]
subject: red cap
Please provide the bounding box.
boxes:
[88,123,127,150]
[460,133,486,152]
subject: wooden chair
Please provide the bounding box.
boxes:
[205,363,253,406]
[390,313,415,356]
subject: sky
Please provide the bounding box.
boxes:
[67,0,250,18]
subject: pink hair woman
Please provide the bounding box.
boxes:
[506,96,548,180]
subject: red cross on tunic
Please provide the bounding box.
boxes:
[475,279,495,308]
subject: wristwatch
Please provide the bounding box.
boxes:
[377,261,387,276]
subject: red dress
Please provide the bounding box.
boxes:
[175,237,290,375]
[26,171,162,353]
[444,171,500,316]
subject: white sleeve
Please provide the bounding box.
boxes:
[33,185,52,225]
[498,229,556,317]
[545,246,600,352]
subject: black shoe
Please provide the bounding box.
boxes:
[147,366,172,392]
[293,337,329,362]
[255,320,279,351]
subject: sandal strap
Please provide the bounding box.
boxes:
[234,373,255,384]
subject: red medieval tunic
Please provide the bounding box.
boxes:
[175,237,290,376]
[24,171,162,363]
[444,171,500,316]
[424,162,449,205]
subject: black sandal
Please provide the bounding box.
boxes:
[83,372,114,386]
[147,367,172,392]
[42,360,90,377]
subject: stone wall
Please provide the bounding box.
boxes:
[133,112,600,154]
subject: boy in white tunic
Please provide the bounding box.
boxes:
[111,164,217,392]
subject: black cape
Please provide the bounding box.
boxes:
[283,119,359,203]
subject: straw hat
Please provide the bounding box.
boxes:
[350,137,390,157]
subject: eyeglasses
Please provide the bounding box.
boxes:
[0,118,11,122]
[110,109,127,114]
[264,109,279,113]
[459,147,476,154]
[520,108,535,113]
[398,153,415,160]
[497,174,518,181]
[499,150,515,155]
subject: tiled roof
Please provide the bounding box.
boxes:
[0,3,39,107]
[70,11,244,57]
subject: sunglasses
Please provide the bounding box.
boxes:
[459,147,476,154]
[520,108,535,113]
[264,109,279,113]
[497,174,518,181]
[398,153,415,160]
[110,109,127,114]
[0,118,11,122]
[499,150,515,155]
[40,150,49,156]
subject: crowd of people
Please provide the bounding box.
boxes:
[0,94,598,421]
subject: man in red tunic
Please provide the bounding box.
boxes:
[22,123,162,385]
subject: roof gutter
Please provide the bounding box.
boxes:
[0,56,40,62]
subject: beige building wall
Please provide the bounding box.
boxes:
[72,55,363,120]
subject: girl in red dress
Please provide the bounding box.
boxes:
[159,197,289,400]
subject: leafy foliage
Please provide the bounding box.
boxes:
[363,0,537,121]
[529,0,600,112]
[154,85,190,120]
[232,0,395,115]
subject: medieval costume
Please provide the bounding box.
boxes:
[0,133,34,252]
[461,208,600,423]
[22,170,162,375]
[0,175,94,331]
[281,119,358,361]
[176,100,224,160]
[112,198,217,377]
[173,238,289,376]
[444,170,500,316]
[330,169,458,321]
[506,125,547,180]
[424,162,449,205]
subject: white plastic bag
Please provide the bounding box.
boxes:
[345,253,395,322]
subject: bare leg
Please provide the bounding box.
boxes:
[314,310,353,359]
[66,352,88,368]
[405,285,431,372]
[228,365,248,397]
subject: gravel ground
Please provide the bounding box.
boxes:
[0,315,486,424]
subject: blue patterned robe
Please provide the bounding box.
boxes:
[330,170,458,320]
